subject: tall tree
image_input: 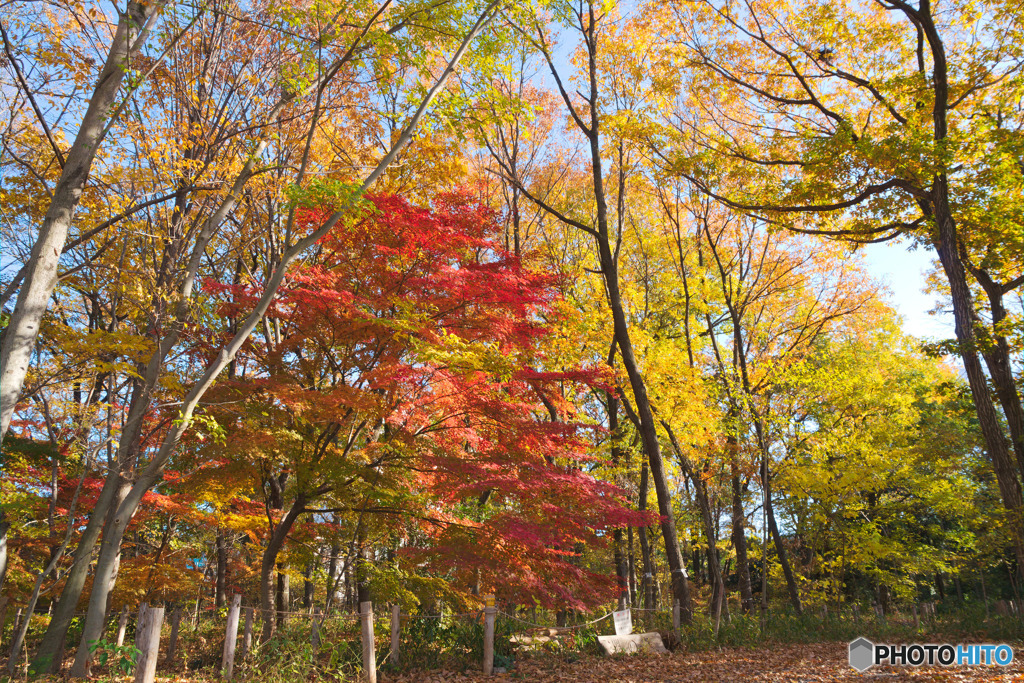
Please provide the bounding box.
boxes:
[651,0,1024,576]
[496,0,694,617]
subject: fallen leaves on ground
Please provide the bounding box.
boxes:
[383,642,1024,682]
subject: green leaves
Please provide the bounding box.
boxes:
[285,178,368,213]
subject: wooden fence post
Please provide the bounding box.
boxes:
[672,599,680,633]
[221,594,242,681]
[853,604,860,622]
[239,607,254,663]
[390,604,400,666]
[134,604,164,683]
[9,608,22,656]
[311,609,322,651]
[360,601,377,683]
[134,603,149,652]
[115,605,130,648]
[483,595,496,676]
[167,607,182,663]
[0,597,8,649]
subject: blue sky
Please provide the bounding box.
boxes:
[860,240,954,340]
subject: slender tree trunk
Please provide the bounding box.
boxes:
[0,0,165,443]
[731,454,753,612]
[216,528,227,608]
[326,541,342,610]
[553,4,693,618]
[663,422,725,628]
[762,451,802,614]
[32,472,129,674]
[6,467,87,676]
[970,270,1024,478]
[607,390,629,608]
[638,462,655,610]
[276,569,290,628]
[613,529,628,609]
[356,534,371,606]
[0,513,8,594]
[69,509,130,677]
[627,526,637,609]
[303,561,314,609]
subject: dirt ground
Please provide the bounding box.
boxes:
[384,642,1024,682]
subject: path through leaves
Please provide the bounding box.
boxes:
[385,643,1024,682]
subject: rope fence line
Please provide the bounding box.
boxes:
[496,609,615,630]
[402,611,481,620]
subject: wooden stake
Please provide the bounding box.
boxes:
[221,594,242,681]
[311,609,322,651]
[134,604,164,683]
[360,601,376,683]
[390,604,400,666]
[134,603,149,652]
[9,608,22,656]
[0,597,8,649]
[483,595,496,676]
[239,607,254,663]
[115,605,130,648]
[167,607,182,663]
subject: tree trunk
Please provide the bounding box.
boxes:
[763,453,802,615]
[663,422,725,628]
[326,541,342,610]
[356,536,371,606]
[0,0,165,443]
[613,529,628,609]
[34,472,129,674]
[259,496,306,643]
[607,390,630,608]
[303,560,315,609]
[0,513,8,594]
[216,528,227,608]
[561,6,692,618]
[276,569,290,629]
[69,513,129,677]
[627,526,637,609]
[637,462,655,610]
[730,446,753,612]
[931,188,1024,578]
[969,268,1024,479]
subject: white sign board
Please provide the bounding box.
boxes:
[612,608,632,636]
